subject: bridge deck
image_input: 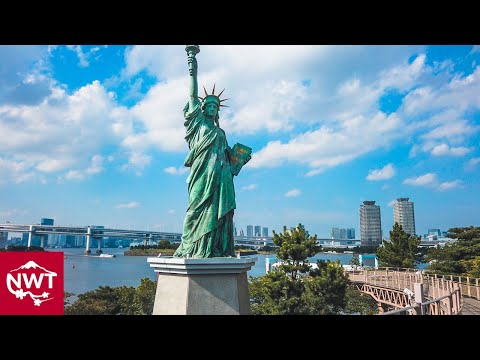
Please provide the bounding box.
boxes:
[460,298,480,315]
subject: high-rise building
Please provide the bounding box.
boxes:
[393,198,416,236]
[41,218,54,226]
[239,229,245,236]
[428,229,441,237]
[360,201,382,244]
[331,227,355,239]
[347,228,355,239]
[254,225,261,237]
[247,225,253,237]
[331,227,341,239]
[40,218,54,248]
[0,231,8,248]
[262,227,268,237]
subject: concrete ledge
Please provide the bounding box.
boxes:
[147,256,257,275]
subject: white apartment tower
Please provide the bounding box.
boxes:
[360,201,382,244]
[393,198,416,236]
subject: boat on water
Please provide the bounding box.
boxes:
[98,253,116,258]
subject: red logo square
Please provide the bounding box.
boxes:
[0,252,64,315]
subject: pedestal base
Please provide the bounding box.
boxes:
[147,256,257,315]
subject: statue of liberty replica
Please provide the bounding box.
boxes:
[148,46,255,315]
[174,45,251,259]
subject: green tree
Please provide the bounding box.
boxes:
[65,286,121,315]
[249,224,349,315]
[65,278,157,315]
[426,226,480,276]
[343,286,378,315]
[349,255,360,268]
[117,286,140,315]
[273,224,321,280]
[376,222,421,268]
[134,277,156,314]
[461,257,480,278]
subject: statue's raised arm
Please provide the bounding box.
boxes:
[185,45,200,112]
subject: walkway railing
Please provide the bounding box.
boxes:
[348,268,464,315]
[423,272,480,301]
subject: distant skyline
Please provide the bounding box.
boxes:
[1,45,479,238]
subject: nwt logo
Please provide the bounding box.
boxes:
[0,252,64,315]
[7,260,57,306]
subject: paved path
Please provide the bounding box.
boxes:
[461,298,480,315]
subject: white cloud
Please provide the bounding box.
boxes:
[388,200,396,207]
[167,209,175,214]
[379,54,427,91]
[0,157,35,184]
[64,170,85,181]
[249,112,403,176]
[58,155,105,182]
[285,188,301,198]
[121,152,152,176]
[430,144,473,157]
[66,45,89,67]
[403,173,437,186]
[65,45,107,68]
[86,155,104,175]
[422,119,478,143]
[366,163,395,181]
[470,46,480,54]
[241,184,257,191]
[438,180,462,191]
[164,166,189,175]
[0,80,134,184]
[409,145,419,158]
[116,202,140,209]
[465,157,480,171]
[403,172,462,191]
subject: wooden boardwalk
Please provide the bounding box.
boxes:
[348,269,475,315]
[460,298,480,315]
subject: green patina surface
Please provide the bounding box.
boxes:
[174,46,251,259]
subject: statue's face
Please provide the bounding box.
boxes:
[204,102,219,119]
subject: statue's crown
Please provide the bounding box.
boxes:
[198,84,229,108]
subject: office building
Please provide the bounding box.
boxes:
[331,227,356,240]
[331,227,341,239]
[0,231,8,248]
[360,201,382,244]
[347,228,355,239]
[262,227,268,237]
[428,229,441,237]
[254,225,261,237]
[40,218,54,247]
[247,225,253,237]
[393,198,416,236]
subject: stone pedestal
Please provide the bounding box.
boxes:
[147,256,257,315]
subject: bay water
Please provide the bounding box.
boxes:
[59,248,355,295]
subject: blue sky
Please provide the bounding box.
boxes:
[1,45,479,238]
